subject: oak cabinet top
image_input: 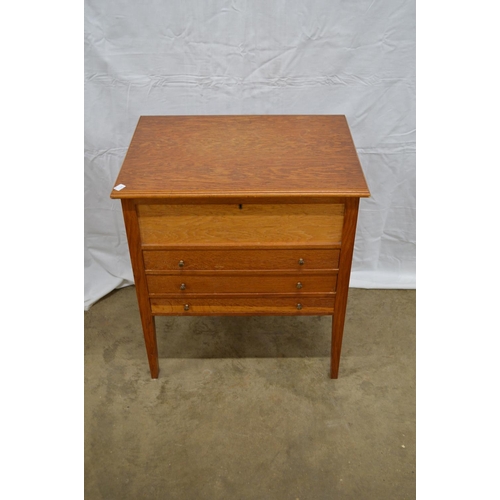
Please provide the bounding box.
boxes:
[110,115,370,200]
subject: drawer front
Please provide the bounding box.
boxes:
[150,297,335,316]
[143,249,340,271]
[137,203,344,245]
[147,273,337,295]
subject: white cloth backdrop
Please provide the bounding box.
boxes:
[84,0,415,310]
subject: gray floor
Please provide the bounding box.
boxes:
[85,287,415,499]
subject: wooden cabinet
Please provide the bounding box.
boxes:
[110,115,370,378]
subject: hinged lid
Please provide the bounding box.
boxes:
[110,115,370,200]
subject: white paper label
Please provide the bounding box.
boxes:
[113,184,126,191]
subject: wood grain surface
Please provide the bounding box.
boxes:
[143,248,340,271]
[150,296,335,316]
[146,272,337,295]
[137,203,344,245]
[110,115,370,199]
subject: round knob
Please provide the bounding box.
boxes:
[298,258,304,265]
[180,283,186,290]
[296,282,303,289]
[178,260,184,268]
[297,303,303,310]
[184,304,189,311]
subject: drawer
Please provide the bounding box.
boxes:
[137,203,344,245]
[150,296,335,316]
[146,273,337,295]
[143,248,340,271]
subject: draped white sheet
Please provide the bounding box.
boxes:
[84,0,415,309]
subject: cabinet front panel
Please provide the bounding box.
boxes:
[143,248,340,271]
[150,296,335,316]
[137,203,344,245]
[147,273,337,295]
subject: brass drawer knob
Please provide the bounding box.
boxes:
[297,303,302,310]
[180,283,186,290]
[184,304,189,311]
[296,282,303,289]
[298,258,304,265]
[178,260,185,268]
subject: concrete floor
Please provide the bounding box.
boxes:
[85,287,415,499]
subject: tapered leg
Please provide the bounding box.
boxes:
[122,199,159,378]
[331,198,360,379]
[331,310,346,379]
[140,312,159,379]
